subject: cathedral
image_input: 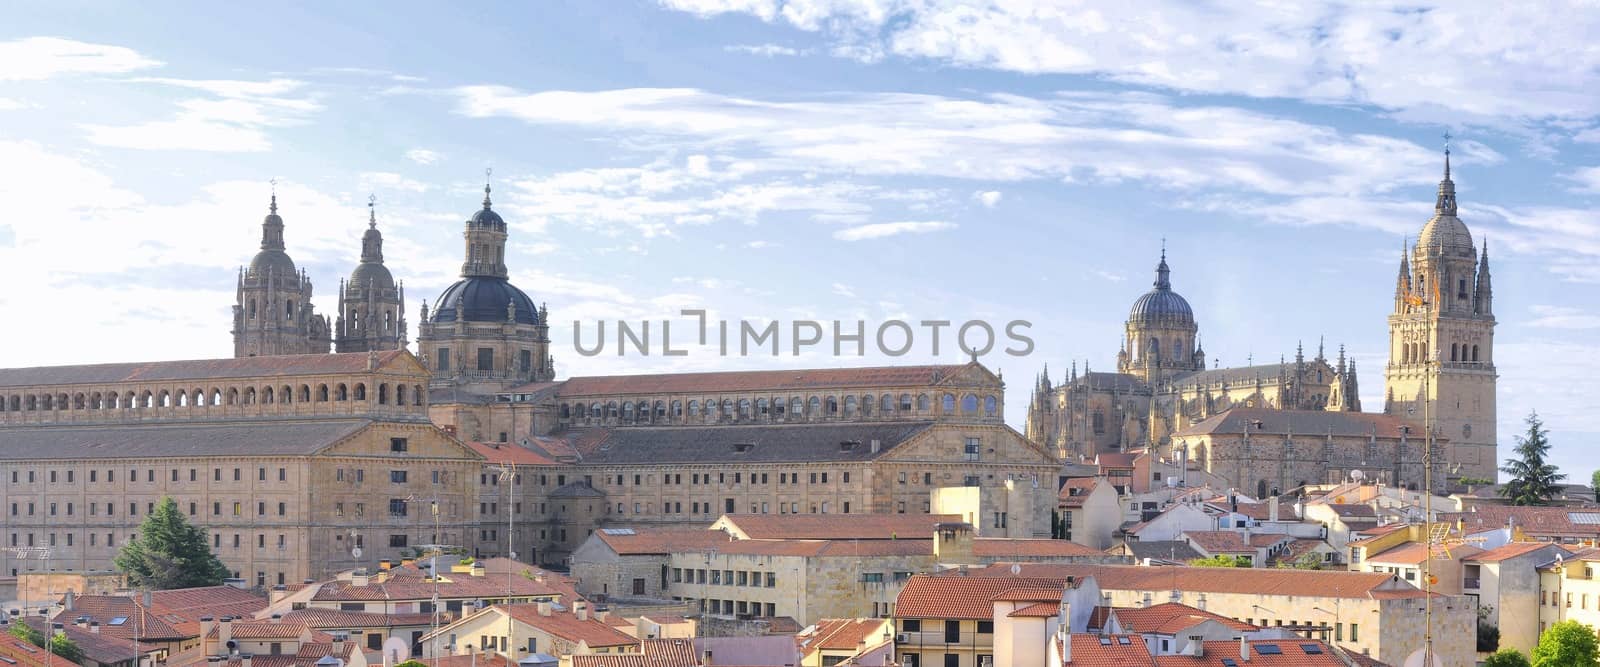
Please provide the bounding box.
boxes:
[1026,146,1497,485]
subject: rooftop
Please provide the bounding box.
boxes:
[539,363,978,396]
[570,421,936,464]
[940,563,1424,600]
[0,350,411,388]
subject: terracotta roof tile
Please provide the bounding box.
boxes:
[594,527,733,555]
[1465,542,1564,563]
[1442,506,1600,539]
[1064,634,1157,665]
[548,364,972,396]
[1153,639,1345,665]
[800,619,886,652]
[277,608,438,628]
[500,604,638,647]
[0,350,411,388]
[942,563,1423,600]
[1183,531,1253,554]
[895,575,1073,620]
[1006,602,1061,618]
[1107,603,1255,634]
[572,422,935,465]
[466,441,560,466]
[1173,408,1417,439]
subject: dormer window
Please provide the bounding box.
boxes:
[732,443,754,453]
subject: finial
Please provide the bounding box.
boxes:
[269,177,278,214]
[1442,131,1452,181]
[368,194,377,227]
[1160,237,1166,262]
[483,167,493,209]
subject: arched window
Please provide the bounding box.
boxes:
[756,398,769,416]
[985,395,998,416]
[193,389,205,406]
[377,384,388,405]
[844,395,857,416]
[317,384,330,402]
[141,391,155,408]
[8,395,18,411]
[413,385,424,406]
[882,395,895,412]
[1420,342,1428,362]
[607,401,619,418]
[74,393,87,410]
[721,399,735,419]
[1092,411,1105,435]
[335,384,348,401]
[917,394,930,411]
[245,387,258,405]
[354,384,367,401]
[263,387,274,404]
[396,385,407,406]
[281,385,293,404]
[671,400,683,417]
[300,385,311,402]
[825,396,839,415]
[1450,343,1458,361]
[89,393,102,410]
[941,393,956,412]
[961,393,978,413]
[808,396,821,417]
[1148,336,1161,362]
[1257,479,1269,499]
[654,401,666,419]
[622,402,636,421]
[1472,345,1480,362]
[164,390,177,408]
[687,400,700,417]
[637,401,650,421]
[739,398,752,418]
[559,403,571,419]
[789,396,802,416]
[861,395,872,417]
[590,402,602,418]
[248,298,257,319]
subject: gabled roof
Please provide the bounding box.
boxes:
[2,420,373,460]
[1119,540,1202,563]
[1465,542,1566,563]
[543,364,978,397]
[717,513,962,540]
[1064,634,1157,665]
[466,441,560,466]
[1109,603,1255,634]
[500,604,638,648]
[1153,639,1346,665]
[800,618,887,653]
[310,569,568,602]
[1173,408,1416,439]
[1442,506,1600,539]
[895,575,1072,620]
[1183,531,1253,554]
[0,350,412,387]
[53,595,189,640]
[973,538,1103,557]
[570,422,936,464]
[592,527,732,555]
[942,563,1422,600]
[1328,503,1378,519]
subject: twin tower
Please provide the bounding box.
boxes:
[229,183,555,392]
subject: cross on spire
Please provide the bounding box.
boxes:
[368,194,377,227]
[269,177,278,214]
[483,167,494,209]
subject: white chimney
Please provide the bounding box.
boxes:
[537,601,552,617]
[574,601,589,622]
[1240,636,1250,662]
[1058,625,1071,663]
[1268,497,1279,522]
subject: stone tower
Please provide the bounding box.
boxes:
[232,189,332,357]
[417,181,554,394]
[1383,144,1497,481]
[335,197,408,353]
[1116,247,1204,384]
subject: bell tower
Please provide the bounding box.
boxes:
[1383,140,1497,482]
[232,183,332,357]
[335,196,408,353]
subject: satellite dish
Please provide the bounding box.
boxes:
[1351,469,1366,482]
[1010,563,1021,575]
[1165,477,1179,488]
[351,547,363,558]
[382,637,410,664]
[1402,648,1446,667]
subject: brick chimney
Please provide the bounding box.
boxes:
[219,616,234,651]
[200,617,215,642]
[89,621,100,635]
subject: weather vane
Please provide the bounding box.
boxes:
[1442,131,1451,151]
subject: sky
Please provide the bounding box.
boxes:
[2,1,1598,481]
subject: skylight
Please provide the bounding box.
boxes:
[109,616,129,626]
[1255,644,1282,655]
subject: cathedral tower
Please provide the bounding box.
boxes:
[232,188,331,357]
[335,196,408,353]
[1383,144,1497,481]
[1117,247,1204,384]
[417,180,554,394]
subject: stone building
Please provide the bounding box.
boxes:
[1028,150,1495,489]
[0,351,481,583]
[232,191,332,357]
[335,197,408,354]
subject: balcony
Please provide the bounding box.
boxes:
[895,631,992,649]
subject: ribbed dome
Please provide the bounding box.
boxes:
[430,277,538,324]
[349,262,395,290]
[249,249,297,277]
[1128,251,1194,324]
[469,207,504,228]
[1418,214,1474,257]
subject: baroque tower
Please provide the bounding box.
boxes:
[335,197,408,353]
[1383,143,1497,481]
[417,180,554,394]
[232,188,332,357]
[1117,247,1204,384]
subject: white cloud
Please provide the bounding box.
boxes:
[1527,305,1600,330]
[831,282,856,298]
[832,221,954,241]
[0,98,22,110]
[658,1,1600,123]
[724,43,808,57]
[83,78,318,152]
[1564,166,1600,193]
[745,240,779,249]
[0,37,161,81]
[1575,127,1600,143]
[405,148,440,165]
[360,172,432,193]
[974,190,1002,208]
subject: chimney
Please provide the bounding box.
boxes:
[75,616,90,629]
[1268,497,1279,522]
[333,636,347,656]
[537,601,552,617]
[89,621,100,635]
[1240,636,1250,662]
[64,590,76,611]
[1141,592,1152,608]
[1169,589,1181,603]
[574,601,589,622]
[200,616,215,642]
[219,616,234,650]
[1190,636,1204,657]
[1196,594,1206,611]
[595,610,609,622]
[1058,625,1071,663]
[271,613,283,624]
[379,560,393,571]
[472,562,486,577]
[352,569,370,587]
[242,654,254,667]
[702,649,713,666]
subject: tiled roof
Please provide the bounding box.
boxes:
[0,350,410,387]
[1096,453,1135,468]
[1367,543,1483,565]
[720,513,963,540]
[23,618,150,665]
[1070,372,1144,393]
[1249,534,1291,548]
[277,608,437,628]
[1328,503,1378,519]
[206,620,313,640]
[466,441,560,466]
[408,655,516,667]
[1006,602,1060,617]
[1064,634,1157,666]
[1152,639,1346,665]
[501,605,638,647]
[801,619,885,652]
[894,575,1071,620]
[988,587,1067,603]
[1209,502,1275,521]
[545,364,973,396]
[972,538,1103,557]
[2,420,373,460]
[573,638,698,667]
[1059,478,1103,507]
[1120,540,1202,563]
[1173,408,1417,439]
[152,585,270,627]
[0,635,56,667]
[1465,542,1565,563]
[54,596,189,640]
[593,527,733,555]
[571,422,936,464]
[310,571,567,602]
[941,563,1422,600]
[1183,531,1253,554]
[1108,603,1255,634]
[1265,538,1329,567]
[1442,506,1600,539]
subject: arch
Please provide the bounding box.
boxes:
[637,401,650,421]
[335,384,348,401]
[211,388,224,406]
[413,385,424,406]
[281,385,292,404]
[941,393,956,413]
[1256,479,1269,499]
[738,398,752,419]
[916,393,930,411]
[590,402,602,418]
[88,393,102,410]
[654,400,666,419]
[263,386,275,404]
[808,396,821,418]
[317,384,330,402]
[671,400,684,418]
[1420,341,1428,362]
[882,394,895,413]
[825,396,839,415]
[248,298,257,319]
[721,398,735,419]
[687,400,700,417]
[961,393,978,413]
[379,384,391,405]
[244,387,256,405]
[622,401,636,421]
[1450,343,1458,361]
[56,393,67,410]
[140,390,154,408]
[559,403,571,419]
[861,395,872,417]
[121,391,135,409]
[74,393,86,410]
[756,398,769,417]
[0,396,5,413]
[606,400,620,418]
[1472,345,1480,362]
[353,383,367,401]
[843,395,857,416]
[299,385,311,403]
[192,389,205,407]
[395,384,407,406]
[985,395,998,416]
[8,395,18,411]
[1148,336,1161,362]
[175,391,187,408]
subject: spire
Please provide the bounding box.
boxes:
[260,179,285,251]
[1317,336,1325,362]
[270,177,278,215]
[1154,240,1172,290]
[360,194,384,264]
[1337,343,1347,373]
[1475,238,1493,315]
[483,167,494,210]
[1435,132,1457,216]
[1394,237,1413,311]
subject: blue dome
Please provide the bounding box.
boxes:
[1128,252,1194,324]
[469,207,504,228]
[431,277,538,324]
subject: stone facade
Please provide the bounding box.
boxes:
[335,198,408,354]
[232,192,332,357]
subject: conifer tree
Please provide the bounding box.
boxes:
[1499,411,1564,506]
[115,496,231,589]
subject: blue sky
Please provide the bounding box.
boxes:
[3,1,1599,480]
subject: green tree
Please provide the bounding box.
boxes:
[395,661,429,667]
[1274,552,1323,570]
[1532,620,1600,667]
[1484,648,1533,667]
[1189,555,1248,567]
[1500,411,1565,506]
[115,496,230,590]
[1591,470,1600,503]
[9,621,85,664]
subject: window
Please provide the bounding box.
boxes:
[390,499,408,517]
[436,348,451,372]
[964,475,980,487]
[390,438,408,452]
[390,470,407,483]
[389,534,408,548]
[477,348,495,371]
[964,437,981,462]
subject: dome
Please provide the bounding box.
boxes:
[349,262,395,290]
[1417,213,1474,257]
[430,277,538,324]
[469,207,504,228]
[249,249,297,277]
[1128,252,1194,324]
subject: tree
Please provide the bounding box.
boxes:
[1189,555,1248,567]
[1500,411,1565,506]
[1275,552,1323,570]
[115,496,230,590]
[395,661,429,667]
[1532,620,1600,667]
[9,621,84,664]
[1484,649,1533,667]
[1592,470,1600,503]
